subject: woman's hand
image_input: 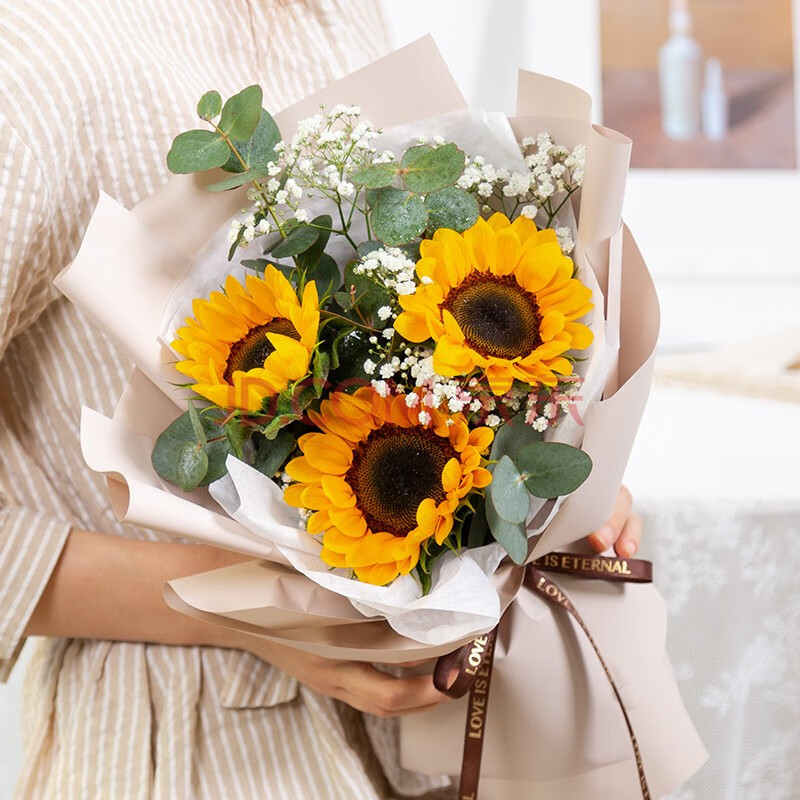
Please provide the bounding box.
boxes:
[230,634,449,718]
[586,485,642,558]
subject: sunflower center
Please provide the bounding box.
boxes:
[223,319,300,384]
[441,273,541,360]
[345,425,457,536]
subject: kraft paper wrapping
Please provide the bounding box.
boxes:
[54,36,706,794]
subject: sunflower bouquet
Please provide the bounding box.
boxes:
[57,42,709,797]
[150,85,601,613]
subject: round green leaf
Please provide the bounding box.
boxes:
[426,186,479,233]
[197,90,222,120]
[175,442,209,492]
[489,455,530,524]
[490,411,544,463]
[166,130,229,174]
[351,163,398,189]
[514,442,593,499]
[401,143,465,193]
[371,188,427,246]
[222,108,282,175]
[152,409,234,488]
[485,490,528,564]
[219,85,263,141]
[271,225,319,259]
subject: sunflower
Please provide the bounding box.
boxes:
[394,213,594,395]
[172,266,320,411]
[283,388,494,586]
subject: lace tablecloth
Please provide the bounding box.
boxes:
[625,384,800,799]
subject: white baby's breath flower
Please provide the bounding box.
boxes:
[372,380,390,397]
[377,306,392,321]
[405,393,420,408]
[382,327,395,339]
[363,359,377,375]
[294,208,309,223]
[417,410,431,425]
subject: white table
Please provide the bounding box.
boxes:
[625,383,800,800]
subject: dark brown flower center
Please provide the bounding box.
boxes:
[440,273,541,360]
[345,424,457,536]
[223,319,300,384]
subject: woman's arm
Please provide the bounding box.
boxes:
[25,485,641,717]
[25,528,448,718]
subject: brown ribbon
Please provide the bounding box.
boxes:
[434,554,653,800]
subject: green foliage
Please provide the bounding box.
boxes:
[343,260,393,324]
[175,443,209,492]
[270,225,319,259]
[485,487,528,564]
[152,408,234,490]
[513,442,593,499]
[197,90,222,121]
[488,455,530,525]
[426,186,479,233]
[296,215,332,269]
[400,143,465,193]
[370,188,427,246]
[231,108,281,172]
[166,130,229,174]
[351,163,397,189]
[328,329,373,386]
[466,496,490,548]
[253,429,296,478]
[219,84,263,141]
[306,253,341,296]
[490,410,544,462]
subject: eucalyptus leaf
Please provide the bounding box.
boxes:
[514,442,593,499]
[333,291,354,311]
[219,84,263,141]
[197,90,222,120]
[206,170,266,192]
[151,409,234,488]
[351,163,397,189]
[490,411,544,463]
[166,130,229,174]
[224,419,248,460]
[356,240,383,259]
[485,490,528,564]
[489,455,530,524]
[270,226,319,259]
[253,429,296,478]
[400,143,465,193]
[175,443,209,492]
[296,215,333,270]
[371,188,427,246]
[426,186,479,233]
[306,253,341,296]
[187,401,207,445]
[235,108,281,171]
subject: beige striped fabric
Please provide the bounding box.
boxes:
[0,2,452,797]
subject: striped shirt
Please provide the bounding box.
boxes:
[0,2,451,796]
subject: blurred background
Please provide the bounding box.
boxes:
[1,1,798,798]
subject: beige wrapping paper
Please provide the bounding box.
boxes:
[54,37,706,795]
